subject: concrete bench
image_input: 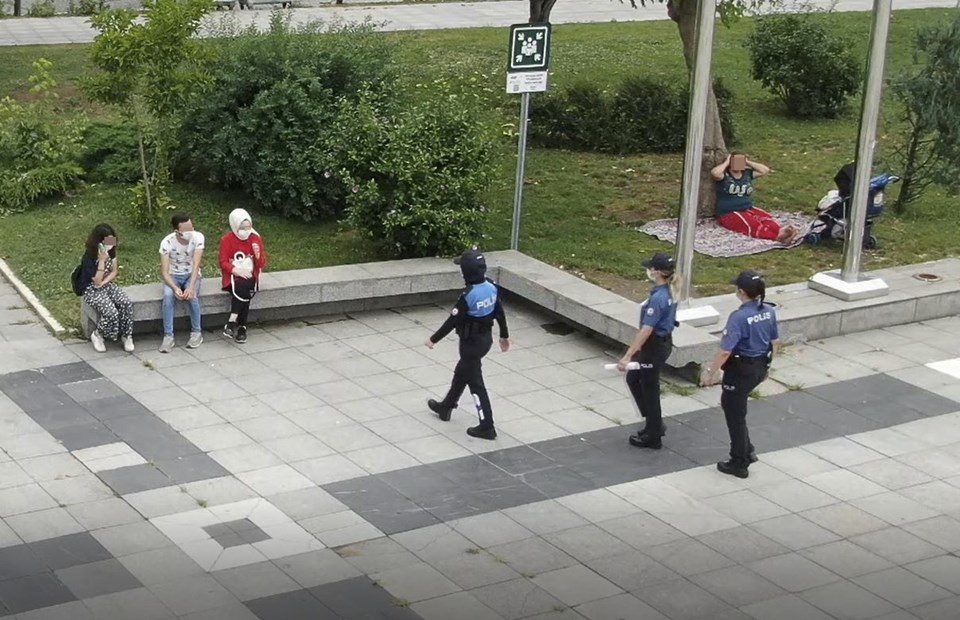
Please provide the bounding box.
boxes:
[79,251,719,368]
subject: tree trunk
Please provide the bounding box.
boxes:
[136,128,154,219]
[671,0,727,218]
[529,0,558,24]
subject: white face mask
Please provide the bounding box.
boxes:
[646,268,657,282]
[178,231,194,242]
[236,229,252,241]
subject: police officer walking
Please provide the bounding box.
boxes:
[617,252,679,450]
[426,248,510,440]
[700,270,780,478]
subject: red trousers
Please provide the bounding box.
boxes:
[717,207,781,241]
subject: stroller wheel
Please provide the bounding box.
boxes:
[803,232,821,245]
[864,235,878,250]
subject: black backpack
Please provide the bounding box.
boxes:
[70,263,84,296]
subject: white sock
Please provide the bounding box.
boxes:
[228,314,238,323]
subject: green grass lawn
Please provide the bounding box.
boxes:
[2,7,959,331]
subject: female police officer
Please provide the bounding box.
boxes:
[617,252,680,450]
[700,270,780,479]
[426,247,510,441]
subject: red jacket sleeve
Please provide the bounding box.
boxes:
[219,232,234,277]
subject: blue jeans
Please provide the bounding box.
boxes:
[162,273,202,336]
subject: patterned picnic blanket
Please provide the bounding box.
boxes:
[637,212,816,258]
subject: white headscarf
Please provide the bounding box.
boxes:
[228,208,257,239]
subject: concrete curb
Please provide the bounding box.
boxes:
[0,257,67,336]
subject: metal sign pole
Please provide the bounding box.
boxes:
[671,0,720,326]
[675,0,717,303]
[511,92,532,251]
[841,0,893,282]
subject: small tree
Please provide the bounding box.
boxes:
[891,13,960,213]
[747,12,861,118]
[84,0,212,227]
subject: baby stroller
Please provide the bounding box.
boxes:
[805,162,899,249]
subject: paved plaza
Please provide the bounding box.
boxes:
[1,0,958,47]
[1,274,960,619]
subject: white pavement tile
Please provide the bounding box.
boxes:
[804,438,886,468]
[291,454,368,486]
[345,444,421,474]
[236,465,314,496]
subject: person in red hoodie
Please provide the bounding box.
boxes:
[218,208,267,344]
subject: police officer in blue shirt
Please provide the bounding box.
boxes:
[617,252,679,450]
[701,270,780,478]
[426,248,510,440]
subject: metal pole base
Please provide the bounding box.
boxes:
[676,304,720,327]
[809,270,889,302]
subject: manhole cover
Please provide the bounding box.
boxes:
[913,273,942,282]
[541,322,575,336]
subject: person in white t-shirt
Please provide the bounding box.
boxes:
[159,213,205,353]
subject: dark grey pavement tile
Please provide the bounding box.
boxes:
[377,466,463,503]
[518,465,595,499]
[82,395,153,421]
[672,409,729,440]
[245,588,338,620]
[470,484,547,512]
[0,544,46,580]
[748,418,835,453]
[363,504,440,536]
[154,454,229,485]
[29,404,99,432]
[29,532,113,570]
[790,406,883,436]
[893,390,960,418]
[40,362,102,386]
[0,573,76,614]
[203,524,234,539]
[102,415,201,461]
[325,476,410,512]
[7,386,75,414]
[482,445,557,475]
[98,464,172,495]
[849,400,927,425]
[431,457,519,491]
[660,424,729,466]
[60,378,127,403]
[55,558,143,599]
[768,390,839,417]
[311,576,423,620]
[50,422,119,451]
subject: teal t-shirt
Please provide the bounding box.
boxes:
[715,169,755,215]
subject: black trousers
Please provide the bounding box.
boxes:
[626,334,672,435]
[223,277,256,326]
[441,331,494,428]
[720,356,768,466]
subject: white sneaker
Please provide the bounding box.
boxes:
[90,330,106,353]
[122,335,135,353]
[187,331,203,349]
[159,335,175,353]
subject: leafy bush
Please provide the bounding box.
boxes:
[530,75,735,154]
[339,84,499,258]
[0,59,86,215]
[177,16,398,221]
[80,119,143,183]
[69,0,108,16]
[27,0,56,17]
[747,13,861,119]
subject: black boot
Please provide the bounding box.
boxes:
[629,433,662,450]
[428,399,453,422]
[717,460,749,479]
[639,421,667,439]
[467,425,497,440]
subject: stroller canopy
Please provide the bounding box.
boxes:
[835,162,857,198]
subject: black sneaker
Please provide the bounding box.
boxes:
[235,326,247,344]
[222,322,236,339]
[628,433,662,450]
[717,460,749,479]
[467,425,497,440]
[428,399,453,422]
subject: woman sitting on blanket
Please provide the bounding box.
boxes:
[712,153,799,244]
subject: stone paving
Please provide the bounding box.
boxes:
[2,274,960,619]
[1,0,958,47]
